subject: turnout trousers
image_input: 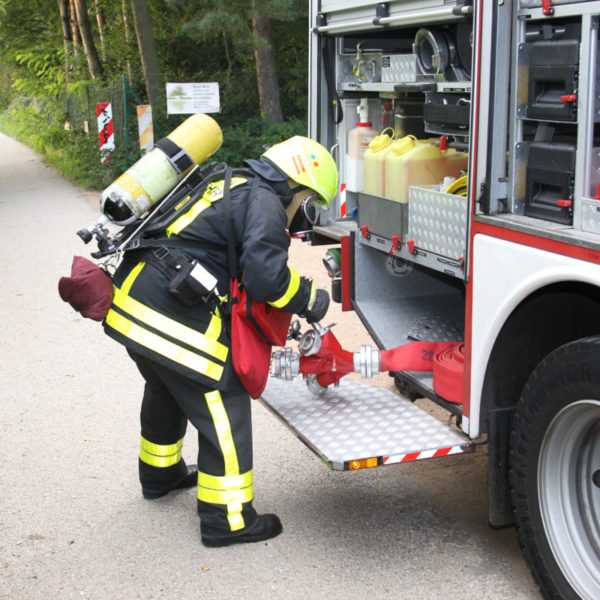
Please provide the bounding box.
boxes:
[127,349,258,535]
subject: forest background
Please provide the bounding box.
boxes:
[0,0,309,189]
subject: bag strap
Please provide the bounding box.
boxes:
[125,236,222,253]
[222,167,237,279]
[223,168,259,281]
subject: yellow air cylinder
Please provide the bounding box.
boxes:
[100,113,223,225]
[363,129,394,197]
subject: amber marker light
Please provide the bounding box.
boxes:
[348,457,379,470]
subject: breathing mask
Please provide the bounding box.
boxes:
[288,193,322,238]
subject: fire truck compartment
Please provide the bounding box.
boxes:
[260,377,473,471]
[351,234,465,350]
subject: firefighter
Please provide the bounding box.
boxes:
[103,136,338,547]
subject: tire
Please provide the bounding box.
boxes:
[510,337,600,600]
[393,375,421,402]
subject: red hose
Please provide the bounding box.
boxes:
[381,341,464,404]
[299,333,465,404]
[432,344,464,404]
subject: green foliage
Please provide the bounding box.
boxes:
[0,0,63,109]
[272,17,308,118]
[0,97,67,150]
[13,48,67,98]
[212,115,307,166]
[69,128,145,189]
[0,0,310,189]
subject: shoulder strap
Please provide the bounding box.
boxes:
[223,169,260,280]
[124,236,222,253]
[222,167,236,278]
[119,161,232,251]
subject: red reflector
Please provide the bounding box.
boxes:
[556,199,573,207]
[560,94,577,102]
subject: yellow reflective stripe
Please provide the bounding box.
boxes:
[167,197,212,236]
[141,437,184,457]
[105,310,224,381]
[139,436,183,468]
[167,177,247,236]
[269,267,301,308]
[198,470,253,491]
[112,287,228,362]
[205,391,239,476]
[307,279,316,309]
[204,390,245,531]
[205,307,222,341]
[197,485,253,506]
[228,512,245,530]
[122,262,145,294]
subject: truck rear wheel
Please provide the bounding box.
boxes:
[510,337,600,600]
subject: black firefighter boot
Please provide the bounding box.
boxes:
[201,514,283,547]
[142,464,198,499]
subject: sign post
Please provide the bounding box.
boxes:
[96,102,115,163]
[136,104,154,153]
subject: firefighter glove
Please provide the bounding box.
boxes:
[300,288,330,324]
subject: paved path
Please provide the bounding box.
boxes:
[0,132,540,599]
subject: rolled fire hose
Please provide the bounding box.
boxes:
[380,341,464,404]
[432,343,464,404]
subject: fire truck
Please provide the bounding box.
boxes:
[260,1,600,598]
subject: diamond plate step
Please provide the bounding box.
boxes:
[260,377,474,471]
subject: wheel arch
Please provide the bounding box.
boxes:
[480,281,600,526]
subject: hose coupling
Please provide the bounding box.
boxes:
[271,347,300,380]
[354,345,381,379]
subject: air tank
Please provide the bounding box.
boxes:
[100,113,223,225]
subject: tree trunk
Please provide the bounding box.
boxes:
[58,0,72,75]
[121,0,134,84]
[94,0,106,62]
[130,0,163,109]
[68,0,81,57]
[251,0,282,122]
[223,31,232,85]
[73,0,103,79]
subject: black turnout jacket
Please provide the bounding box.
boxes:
[103,166,313,390]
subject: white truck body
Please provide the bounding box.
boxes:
[262,2,600,597]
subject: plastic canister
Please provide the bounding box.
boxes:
[384,136,465,202]
[346,121,379,192]
[347,121,379,161]
[442,148,469,183]
[363,129,394,197]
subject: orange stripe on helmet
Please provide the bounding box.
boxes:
[292,154,306,174]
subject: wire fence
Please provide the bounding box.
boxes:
[63,75,154,152]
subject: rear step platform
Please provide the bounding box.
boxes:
[260,377,474,471]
